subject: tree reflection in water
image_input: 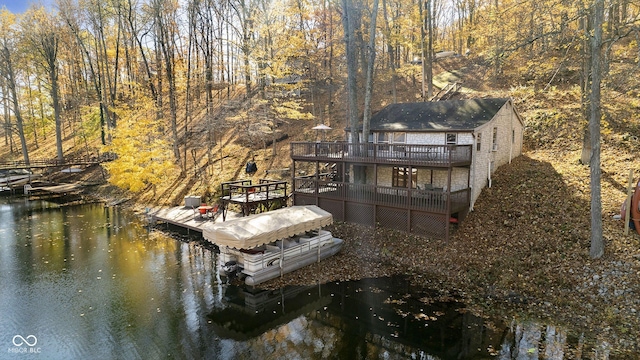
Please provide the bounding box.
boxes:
[208,277,607,359]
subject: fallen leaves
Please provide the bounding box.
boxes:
[257,150,640,355]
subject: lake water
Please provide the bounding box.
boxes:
[0,198,610,359]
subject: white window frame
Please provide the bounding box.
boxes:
[492,127,498,151]
[446,133,457,145]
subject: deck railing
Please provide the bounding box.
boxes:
[291,142,472,167]
[221,179,288,201]
[0,153,117,170]
[294,178,470,214]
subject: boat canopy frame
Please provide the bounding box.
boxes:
[202,205,333,249]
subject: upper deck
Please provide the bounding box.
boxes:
[290,142,472,167]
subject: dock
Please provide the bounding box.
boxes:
[147,206,243,233]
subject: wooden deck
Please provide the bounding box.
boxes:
[220,179,289,219]
[294,179,469,214]
[148,206,243,232]
[290,142,472,167]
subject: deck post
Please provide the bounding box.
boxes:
[280,241,284,278]
[625,169,633,235]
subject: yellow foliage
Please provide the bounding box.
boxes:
[271,99,313,121]
[103,98,176,193]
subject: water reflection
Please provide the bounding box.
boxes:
[210,277,486,358]
[0,198,610,359]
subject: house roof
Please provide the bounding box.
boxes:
[363,98,511,131]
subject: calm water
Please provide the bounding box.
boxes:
[0,198,608,359]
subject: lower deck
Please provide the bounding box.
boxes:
[292,179,469,239]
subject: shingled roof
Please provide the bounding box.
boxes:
[364,98,510,131]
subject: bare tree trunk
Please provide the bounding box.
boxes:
[426,0,434,98]
[589,0,604,259]
[381,0,397,103]
[419,0,426,99]
[1,75,10,148]
[342,0,359,144]
[60,6,108,145]
[0,45,30,164]
[580,14,592,165]
[41,33,64,161]
[362,0,379,144]
[125,0,156,99]
[25,70,39,148]
[154,0,181,165]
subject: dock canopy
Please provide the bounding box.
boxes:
[202,205,333,249]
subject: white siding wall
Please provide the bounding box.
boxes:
[377,166,392,186]
[344,100,524,210]
[405,132,473,145]
[407,133,443,145]
[457,133,474,145]
[470,102,524,209]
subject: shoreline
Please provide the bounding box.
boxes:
[46,162,640,356]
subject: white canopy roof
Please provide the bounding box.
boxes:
[202,205,333,249]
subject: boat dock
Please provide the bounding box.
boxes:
[147,206,243,233]
[149,178,289,234]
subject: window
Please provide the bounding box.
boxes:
[377,132,389,143]
[476,133,482,151]
[392,167,417,188]
[393,132,406,144]
[492,127,498,151]
[377,132,390,150]
[512,129,515,143]
[376,132,405,144]
[446,133,457,145]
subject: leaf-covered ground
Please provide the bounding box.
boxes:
[261,148,640,357]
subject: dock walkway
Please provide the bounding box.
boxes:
[148,206,243,233]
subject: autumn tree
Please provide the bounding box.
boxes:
[104,95,176,195]
[229,0,262,97]
[151,0,182,166]
[59,0,109,145]
[22,7,64,161]
[0,9,29,164]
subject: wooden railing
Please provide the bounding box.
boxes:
[221,178,288,202]
[291,142,472,167]
[0,153,117,170]
[293,178,470,214]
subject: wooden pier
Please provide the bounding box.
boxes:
[147,206,243,233]
[148,178,289,234]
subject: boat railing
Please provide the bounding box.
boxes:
[240,232,333,274]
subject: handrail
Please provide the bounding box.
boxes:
[293,178,470,213]
[0,153,117,171]
[290,142,472,166]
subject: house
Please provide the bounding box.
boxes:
[290,98,524,239]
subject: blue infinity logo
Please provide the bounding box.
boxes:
[12,335,37,347]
